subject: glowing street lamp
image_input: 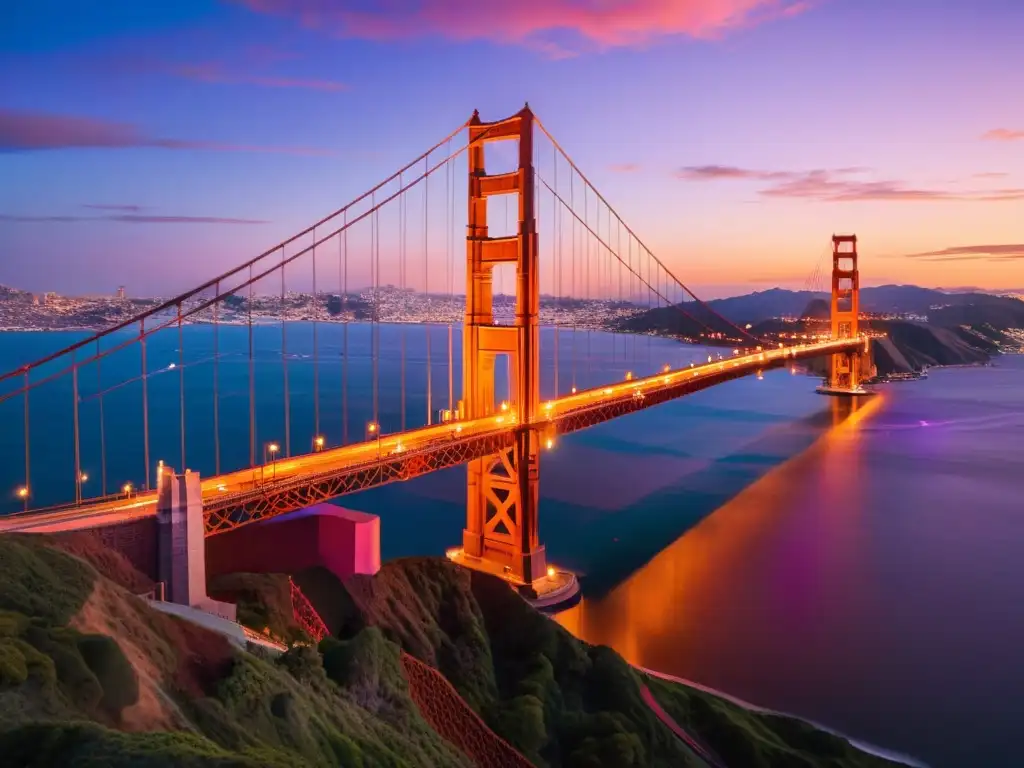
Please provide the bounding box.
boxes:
[313,435,325,452]
[366,422,381,458]
[263,442,279,483]
[16,485,28,512]
[122,482,133,498]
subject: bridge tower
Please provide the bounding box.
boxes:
[826,234,874,392]
[456,105,547,593]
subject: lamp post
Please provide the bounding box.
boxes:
[122,482,133,499]
[366,422,380,460]
[16,486,28,512]
[313,435,325,453]
[76,472,88,505]
[264,442,279,482]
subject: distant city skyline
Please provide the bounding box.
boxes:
[2,0,1023,296]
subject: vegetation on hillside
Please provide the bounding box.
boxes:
[0,534,906,767]
[300,557,906,768]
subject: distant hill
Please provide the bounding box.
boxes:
[627,285,1024,330]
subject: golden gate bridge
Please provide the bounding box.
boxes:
[0,105,872,603]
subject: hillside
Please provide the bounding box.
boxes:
[0,534,909,767]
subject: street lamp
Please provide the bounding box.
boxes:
[264,442,279,482]
[313,435,325,452]
[16,486,28,512]
[76,472,88,505]
[366,422,381,458]
[122,482,133,498]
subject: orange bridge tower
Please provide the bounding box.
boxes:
[827,234,875,392]
[453,105,548,594]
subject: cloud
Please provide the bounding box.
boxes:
[173,62,348,92]
[234,0,812,55]
[902,244,1024,262]
[675,164,1024,202]
[82,203,146,212]
[0,214,267,225]
[0,109,335,155]
[609,163,641,173]
[973,172,1008,179]
[982,128,1024,141]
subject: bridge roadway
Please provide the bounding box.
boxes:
[0,338,865,536]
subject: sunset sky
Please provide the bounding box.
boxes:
[2,0,1023,298]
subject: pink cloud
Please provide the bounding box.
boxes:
[234,0,811,54]
[675,164,1024,202]
[0,109,335,155]
[903,244,1024,262]
[174,62,348,91]
[610,162,641,173]
[982,128,1024,141]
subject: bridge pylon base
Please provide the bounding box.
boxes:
[446,547,580,609]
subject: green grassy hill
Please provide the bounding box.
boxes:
[0,534,908,767]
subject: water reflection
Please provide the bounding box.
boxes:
[555,396,880,672]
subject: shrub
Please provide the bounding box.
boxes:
[77,634,139,717]
[0,537,95,624]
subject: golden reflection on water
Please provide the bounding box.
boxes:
[553,394,884,676]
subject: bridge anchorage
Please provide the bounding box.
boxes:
[816,234,877,396]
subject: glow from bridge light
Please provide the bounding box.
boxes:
[394,442,404,453]
[314,436,325,448]
[79,473,88,482]
[366,422,378,434]
[663,364,671,373]
[216,484,227,492]
[571,387,576,394]
[454,424,463,434]
[122,483,133,494]
[16,486,28,499]
[545,437,554,450]
[268,443,280,453]
[625,371,633,381]
[663,376,670,384]
[603,387,612,395]
[733,349,740,355]
[707,355,712,363]
[500,401,509,412]
[496,416,505,424]
[547,566,556,578]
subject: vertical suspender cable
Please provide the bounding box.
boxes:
[584,185,591,387]
[570,171,577,392]
[281,247,290,457]
[312,227,320,444]
[22,371,30,507]
[553,144,560,397]
[96,340,106,495]
[446,141,454,416]
[372,192,379,430]
[178,302,186,471]
[140,318,151,489]
[213,280,221,475]
[400,173,407,431]
[248,264,256,468]
[397,174,405,434]
[342,214,349,445]
[72,352,81,504]
[424,156,432,425]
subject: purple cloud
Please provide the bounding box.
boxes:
[82,204,146,212]
[675,164,1024,202]
[0,109,335,155]
[173,62,349,92]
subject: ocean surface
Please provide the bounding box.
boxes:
[2,324,1021,768]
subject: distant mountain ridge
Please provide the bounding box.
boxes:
[700,285,1024,327]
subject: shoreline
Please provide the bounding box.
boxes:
[637,666,930,768]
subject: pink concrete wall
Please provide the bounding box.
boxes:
[206,503,380,582]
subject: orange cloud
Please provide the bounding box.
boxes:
[982,128,1024,141]
[675,164,1024,202]
[235,0,811,53]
